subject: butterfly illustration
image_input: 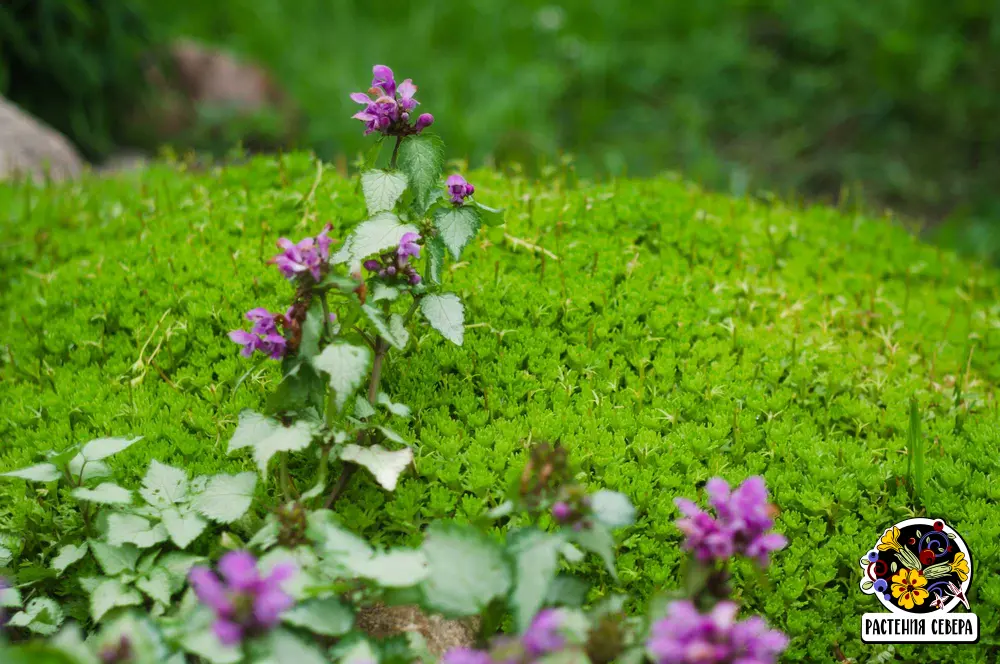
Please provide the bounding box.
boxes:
[928,592,946,611]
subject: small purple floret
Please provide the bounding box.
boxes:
[446,174,475,205]
[270,224,334,282]
[189,551,296,647]
[674,476,787,566]
[551,501,572,522]
[647,600,788,664]
[351,65,431,137]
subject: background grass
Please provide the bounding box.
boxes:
[1,158,999,661]
[5,0,1000,257]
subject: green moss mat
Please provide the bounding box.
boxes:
[1,155,998,661]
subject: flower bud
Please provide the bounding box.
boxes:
[416,113,434,130]
[363,259,381,271]
[552,501,572,522]
[410,273,422,285]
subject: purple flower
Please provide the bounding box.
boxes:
[416,113,434,131]
[270,225,334,282]
[189,551,296,646]
[257,333,288,360]
[441,648,492,664]
[674,477,787,566]
[351,65,431,137]
[552,501,572,522]
[647,601,788,664]
[246,308,281,336]
[446,174,475,205]
[397,79,419,112]
[372,64,396,98]
[228,329,260,358]
[397,232,422,260]
[523,609,567,656]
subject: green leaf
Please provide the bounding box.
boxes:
[78,436,142,462]
[89,578,142,622]
[50,544,88,575]
[474,201,505,226]
[67,458,111,483]
[157,552,206,592]
[354,395,376,419]
[544,574,590,607]
[589,490,636,528]
[6,597,64,635]
[330,212,419,268]
[361,304,409,350]
[227,410,318,477]
[140,460,189,508]
[306,510,373,567]
[371,283,400,302]
[88,540,139,576]
[420,522,512,617]
[397,134,445,215]
[137,568,173,605]
[433,206,482,259]
[361,169,408,215]
[336,638,378,664]
[427,236,446,285]
[571,523,618,580]
[2,643,88,664]
[351,549,429,588]
[376,392,411,418]
[265,629,328,664]
[420,293,465,345]
[161,507,208,549]
[192,472,257,524]
[1,463,61,482]
[509,530,563,632]
[298,299,326,361]
[71,483,132,505]
[282,598,354,636]
[340,444,412,491]
[107,513,168,549]
[0,584,23,608]
[312,344,372,411]
[182,627,241,664]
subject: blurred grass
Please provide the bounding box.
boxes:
[27,0,1000,258]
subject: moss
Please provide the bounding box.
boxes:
[1,154,999,661]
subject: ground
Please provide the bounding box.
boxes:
[0,154,998,662]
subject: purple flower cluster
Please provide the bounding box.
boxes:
[674,477,787,566]
[446,174,475,205]
[443,609,575,664]
[270,224,334,282]
[188,551,296,647]
[647,601,788,664]
[363,232,423,285]
[351,65,433,137]
[229,307,288,359]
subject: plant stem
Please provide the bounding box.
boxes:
[280,452,293,502]
[325,337,388,508]
[403,295,422,326]
[390,136,403,169]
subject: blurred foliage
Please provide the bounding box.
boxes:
[2,0,999,256]
[0,0,159,161]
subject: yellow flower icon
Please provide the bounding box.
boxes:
[949,552,970,582]
[891,568,929,610]
[878,526,901,552]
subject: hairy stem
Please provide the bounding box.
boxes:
[390,136,403,169]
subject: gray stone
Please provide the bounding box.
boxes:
[0,96,83,181]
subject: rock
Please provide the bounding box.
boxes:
[356,603,479,656]
[137,39,299,149]
[0,96,83,181]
